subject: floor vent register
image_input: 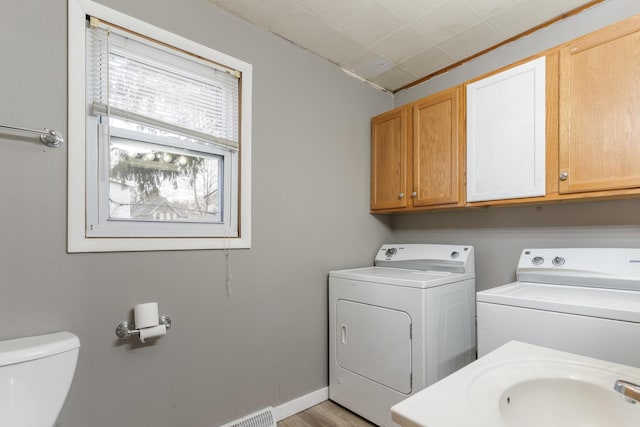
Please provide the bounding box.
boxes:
[219,407,276,427]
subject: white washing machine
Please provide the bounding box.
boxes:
[477,248,640,367]
[329,244,476,427]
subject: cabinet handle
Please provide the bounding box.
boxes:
[411,191,417,197]
[399,193,405,199]
[559,172,569,181]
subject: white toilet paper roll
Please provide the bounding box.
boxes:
[139,324,167,343]
[134,302,159,329]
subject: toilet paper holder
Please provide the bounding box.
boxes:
[116,315,172,340]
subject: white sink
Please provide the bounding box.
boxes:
[499,377,637,426]
[391,341,640,427]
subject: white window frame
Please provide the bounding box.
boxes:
[68,0,252,252]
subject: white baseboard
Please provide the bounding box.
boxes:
[272,387,329,421]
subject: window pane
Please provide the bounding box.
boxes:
[109,137,222,223]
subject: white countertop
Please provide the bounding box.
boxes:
[391,341,640,427]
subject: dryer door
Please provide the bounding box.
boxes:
[336,299,412,394]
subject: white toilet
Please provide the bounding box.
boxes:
[0,331,80,427]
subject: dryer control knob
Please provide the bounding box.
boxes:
[450,251,460,259]
[532,256,544,265]
[552,256,566,266]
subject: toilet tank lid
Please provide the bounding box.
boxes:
[0,331,80,367]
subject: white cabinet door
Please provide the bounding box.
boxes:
[466,56,546,202]
[336,300,412,394]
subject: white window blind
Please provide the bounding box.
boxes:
[87,18,240,150]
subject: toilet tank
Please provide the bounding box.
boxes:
[0,331,80,427]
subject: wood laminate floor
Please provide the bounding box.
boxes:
[277,401,375,427]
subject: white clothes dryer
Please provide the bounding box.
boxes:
[329,244,476,427]
[477,248,640,367]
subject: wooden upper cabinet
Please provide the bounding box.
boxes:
[370,87,463,212]
[559,15,640,194]
[466,56,548,203]
[369,15,640,213]
[412,86,462,207]
[371,107,409,210]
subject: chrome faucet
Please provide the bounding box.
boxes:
[614,380,640,404]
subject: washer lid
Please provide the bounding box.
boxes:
[477,281,640,323]
[330,266,474,289]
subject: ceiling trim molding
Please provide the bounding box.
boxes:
[392,0,607,94]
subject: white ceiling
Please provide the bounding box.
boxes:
[207,0,595,92]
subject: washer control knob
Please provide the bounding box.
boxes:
[385,248,397,257]
[532,256,544,265]
[552,256,565,266]
[450,251,460,259]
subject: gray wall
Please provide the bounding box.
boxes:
[391,200,640,291]
[391,0,640,292]
[0,1,392,426]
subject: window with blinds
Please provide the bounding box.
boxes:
[68,0,252,252]
[87,20,240,151]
